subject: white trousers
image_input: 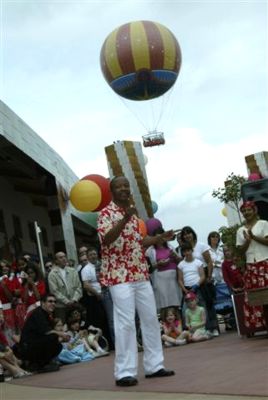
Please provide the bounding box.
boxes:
[109,280,164,380]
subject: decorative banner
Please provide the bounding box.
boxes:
[70,180,101,212]
[138,218,147,238]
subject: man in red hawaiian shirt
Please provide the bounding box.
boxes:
[98,176,175,387]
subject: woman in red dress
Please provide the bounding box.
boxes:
[236,201,268,330]
[0,260,17,346]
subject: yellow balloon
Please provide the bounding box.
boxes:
[221,208,227,217]
[70,180,102,212]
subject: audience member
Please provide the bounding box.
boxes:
[180,226,219,336]
[21,262,46,318]
[0,260,16,345]
[87,247,115,347]
[48,252,82,322]
[161,307,190,346]
[208,231,224,284]
[145,226,182,313]
[18,293,68,373]
[222,246,244,293]
[177,242,206,310]
[0,342,31,379]
[80,250,111,348]
[184,292,211,342]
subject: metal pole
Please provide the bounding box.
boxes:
[34,221,45,277]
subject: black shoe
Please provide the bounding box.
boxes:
[37,362,60,373]
[115,376,138,386]
[145,368,175,378]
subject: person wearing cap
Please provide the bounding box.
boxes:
[180,227,219,337]
[185,291,211,342]
[236,201,268,330]
[98,176,175,387]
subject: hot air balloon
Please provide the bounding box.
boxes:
[100,20,182,146]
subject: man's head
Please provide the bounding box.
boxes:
[79,254,89,267]
[41,293,57,314]
[23,254,31,262]
[110,176,131,205]
[78,246,88,257]
[87,247,98,265]
[45,260,53,274]
[55,252,67,268]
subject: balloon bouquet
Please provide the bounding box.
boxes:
[69,174,112,228]
[69,174,147,233]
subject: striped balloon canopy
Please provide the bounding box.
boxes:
[100,20,182,101]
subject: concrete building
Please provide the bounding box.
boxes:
[0,100,98,263]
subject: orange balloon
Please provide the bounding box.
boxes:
[70,180,101,212]
[138,219,147,238]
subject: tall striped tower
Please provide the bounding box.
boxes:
[105,141,153,220]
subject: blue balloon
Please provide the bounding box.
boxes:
[151,201,158,214]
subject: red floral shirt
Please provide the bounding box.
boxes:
[97,201,149,287]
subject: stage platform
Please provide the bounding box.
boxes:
[4,330,268,400]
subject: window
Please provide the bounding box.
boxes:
[13,215,23,238]
[28,222,35,242]
[41,227,48,247]
[0,210,5,233]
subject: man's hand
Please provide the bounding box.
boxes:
[124,205,137,219]
[155,230,174,245]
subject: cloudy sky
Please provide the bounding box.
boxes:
[1,0,267,241]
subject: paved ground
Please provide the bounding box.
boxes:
[2,330,268,400]
[2,385,268,400]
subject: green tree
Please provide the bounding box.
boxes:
[212,173,246,224]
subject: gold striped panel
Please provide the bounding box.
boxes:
[123,141,153,217]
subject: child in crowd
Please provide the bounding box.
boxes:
[53,318,95,364]
[222,246,244,293]
[65,304,109,353]
[161,307,190,346]
[184,292,211,342]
